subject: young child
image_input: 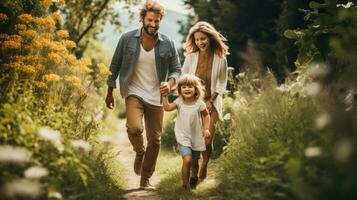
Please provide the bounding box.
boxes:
[161,74,211,189]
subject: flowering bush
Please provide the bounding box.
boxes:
[0,1,119,199]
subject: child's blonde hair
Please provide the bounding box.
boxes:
[177,74,205,100]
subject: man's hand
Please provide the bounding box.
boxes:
[160,82,170,96]
[105,93,115,109]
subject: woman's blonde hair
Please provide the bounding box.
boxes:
[177,74,205,100]
[183,21,229,58]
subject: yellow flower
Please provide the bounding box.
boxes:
[57,0,65,6]
[66,54,77,65]
[43,73,61,81]
[34,17,55,31]
[48,52,62,64]
[2,40,21,49]
[3,62,23,69]
[98,63,112,76]
[21,64,36,73]
[18,14,34,23]
[0,33,9,40]
[56,30,69,38]
[61,40,76,49]
[33,39,44,49]
[21,29,38,39]
[43,33,53,40]
[51,12,62,22]
[48,41,67,52]
[80,57,92,66]
[64,76,82,89]
[42,0,52,8]
[9,35,23,42]
[0,13,8,23]
[15,24,27,31]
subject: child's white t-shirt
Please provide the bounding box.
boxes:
[174,96,206,151]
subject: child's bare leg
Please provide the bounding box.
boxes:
[182,155,192,188]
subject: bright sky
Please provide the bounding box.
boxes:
[115,0,191,15]
[150,0,190,14]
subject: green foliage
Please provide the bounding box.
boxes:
[56,0,140,56]
[0,1,126,199]
[183,0,310,81]
[161,111,178,150]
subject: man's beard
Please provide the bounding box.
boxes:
[143,23,158,36]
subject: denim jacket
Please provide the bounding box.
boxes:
[107,28,181,97]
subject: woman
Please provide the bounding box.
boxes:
[182,21,229,183]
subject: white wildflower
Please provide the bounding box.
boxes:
[71,139,91,153]
[305,146,321,158]
[94,110,104,122]
[344,89,354,111]
[38,127,61,142]
[315,113,331,129]
[290,81,303,95]
[303,82,321,96]
[306,63,329,78]
[3,179,42,199]
[337,2,354,8]
[48,191,63,200]
[24,166,48,179]
[98,135,116,146]
[53,140,64,153]
[236,72,245,79]
[0,145,31,164]
[296,75,305,83]
[223,113,231,121]
[276,84,291,93]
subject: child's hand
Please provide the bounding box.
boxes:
[203,129,211,142]
[160,82,170,96]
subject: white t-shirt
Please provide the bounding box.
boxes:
[127,44,161,106]
[174,96,206,151]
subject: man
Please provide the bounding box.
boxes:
[105,1,181,190]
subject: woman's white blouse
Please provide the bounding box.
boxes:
[182,52,228,120]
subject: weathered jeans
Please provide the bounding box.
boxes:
[125,95,163,179]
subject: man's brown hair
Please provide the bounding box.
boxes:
[140,0,166,19]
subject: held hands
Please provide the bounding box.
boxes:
[160,82,170,97]
[203,129,211,143]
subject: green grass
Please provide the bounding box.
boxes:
[156,149,224,199]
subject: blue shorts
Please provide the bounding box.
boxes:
[178,144,201,160]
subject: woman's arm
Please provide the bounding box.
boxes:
[215,58,228,96]
[162,95,177,111]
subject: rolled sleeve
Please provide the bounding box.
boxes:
[107,35,126,88]
[215,58,228,95]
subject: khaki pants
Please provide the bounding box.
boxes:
[125,95,163,179]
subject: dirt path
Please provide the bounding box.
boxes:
[115,120,161,200]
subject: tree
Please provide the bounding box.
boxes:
[182,0,310,81]
[55,0,139,56]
